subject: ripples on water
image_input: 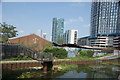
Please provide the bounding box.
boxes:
[2,64,120,80]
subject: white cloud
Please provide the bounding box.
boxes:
[18,30,24,34]
[78,16,84,22]
[64,21,67,25]
[65,16,84,25]
[83,24,90,28]
[69,19,77,22]
[36,29,41,36]
[70,3,85,7]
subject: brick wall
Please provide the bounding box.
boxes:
[8,34,51,51]
[2,58,119,70]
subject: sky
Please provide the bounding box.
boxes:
[2,2,91,41]
[0,2,2,22]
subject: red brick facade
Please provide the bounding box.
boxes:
[7,34,51,51]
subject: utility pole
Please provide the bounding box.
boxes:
[41,29,43,38]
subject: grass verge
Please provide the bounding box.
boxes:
[66,56,99,61]
[100,62,120,66]
[2,56,33,61]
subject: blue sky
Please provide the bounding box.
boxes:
[3,2,91,41]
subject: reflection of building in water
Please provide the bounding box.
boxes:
[86,66,119,78]
[87,72,112,78]
[118,75,120,80]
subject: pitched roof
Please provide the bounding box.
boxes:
[8,34,50,42]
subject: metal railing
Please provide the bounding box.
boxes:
[1,43,53,62]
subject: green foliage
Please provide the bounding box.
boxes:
[0,22,18,43]
[78,50,94,57]
[17,73,31,79]
[3,56,33,61]
[78,48,82,52]
[77,65,92,73]
[54,63,78,71]
[67,56,98,61]
[43,47,68,59]
[102,48,115,53]
[56,38,64,44]
[86,50,95,57]
[45,42,52,48]
[101,62,120,66]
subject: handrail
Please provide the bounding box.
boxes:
[1,44,53,62]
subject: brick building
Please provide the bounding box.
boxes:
[7,34,51,51]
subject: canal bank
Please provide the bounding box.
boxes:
[1,58,119,70]
[2,62,120,80]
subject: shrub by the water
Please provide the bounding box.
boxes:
[78,50,94,57]
[43,47,68,59]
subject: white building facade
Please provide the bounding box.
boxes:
[77,34,120,48]
[89,36,114,48]
[64,30,78,44]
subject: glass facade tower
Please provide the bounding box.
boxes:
[52,18,64,43]
[90,1,120,36]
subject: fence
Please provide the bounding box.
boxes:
[1,43,53,61]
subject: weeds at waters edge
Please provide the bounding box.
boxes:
[17,64,78,79]
[53,63,78,71]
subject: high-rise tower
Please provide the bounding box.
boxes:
[90,1,120,36]
[64,30,78,44]
[52,18,64,43]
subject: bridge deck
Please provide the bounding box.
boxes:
[1,44,54,62]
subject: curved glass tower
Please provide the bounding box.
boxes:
[52,18,64,43]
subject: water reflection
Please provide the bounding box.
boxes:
[2,64,120,80]
[57,64,120,79]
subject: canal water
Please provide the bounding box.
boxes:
[2,64,120,80]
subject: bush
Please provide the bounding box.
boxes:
[43,47,68,59]
[86,50,94,57]
[79,50,94,57]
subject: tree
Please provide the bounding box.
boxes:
[56,38,64,44]
[43,47,68,59]
[78,50,94,57]
[44,42,52,49]
[78,48,82,53]
[0,22,18,43]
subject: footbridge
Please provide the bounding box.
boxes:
[1,43,54,72]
